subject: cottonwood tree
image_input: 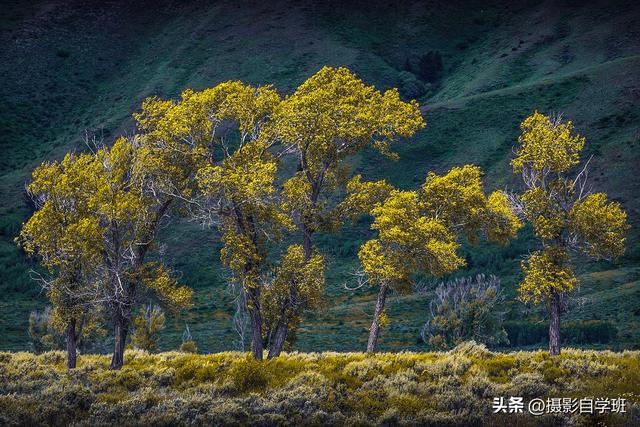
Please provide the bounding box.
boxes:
[197,136,292,360]
[231,282,250,351]
[342,165,521,352]
[19,151,105,368]
[261,244,325,357]
[265,66,425,357]
[20,138,193,369]
[511,111,628,356]
[137,82,289,360]
[90,137,192,369]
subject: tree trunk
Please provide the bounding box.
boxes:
[246,286,263,360]
[66,319,77,369]
[267,318,288,359]
[302,184,320,260]
[549,293,561,356]
[302,225,312,260]
[110,314,129,370]
[367,282,390,353]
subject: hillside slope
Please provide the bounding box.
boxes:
[1,0,639,352]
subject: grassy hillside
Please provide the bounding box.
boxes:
[0,0,639,352]
[0,344,638,425]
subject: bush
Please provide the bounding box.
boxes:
[504,319,617,347]
[129,304,165,352]
[0,349,637,425]
[28,307,64,353]
[421,275,509,350]
[397,71,429,99]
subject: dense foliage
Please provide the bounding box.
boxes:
[511,112,629,355]
[128,304,166,353]
[341,164,521,351]
[16,66,427,367]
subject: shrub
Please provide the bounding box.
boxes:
[129,304,165,352]
[421,275,509,350]
[28,307,64,353]
[226,356,270,393]
[0,350,637,425]
[179,324,198,353]
[397,71,429,99]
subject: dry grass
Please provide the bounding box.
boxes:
[0,342,638,426]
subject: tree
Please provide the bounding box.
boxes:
[19,151,105,368]
[197,135,291,361]
[511,111,628,355]
[137,82,289,360]
[342,165,521,352]
[19,137,193,369]
[132,68,424,359]
[261,244,325,357]
[129,303,165,352]
[267,66,425,357]
[231,282,250,352]
[420,274,508,350]
[87,137,192,369]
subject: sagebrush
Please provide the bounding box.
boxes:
[0,343,638,426]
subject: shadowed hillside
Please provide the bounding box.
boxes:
[1,0,639,352]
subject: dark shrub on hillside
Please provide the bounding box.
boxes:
[398,71,429,99]
[55,49,70,58]
[504,320,617,347]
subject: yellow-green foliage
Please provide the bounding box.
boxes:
[129,304,166,353]
[350,165,521,288]
[0,345,637,426]
[274,65,425,234]
[18,136,193,327]
[519,247,578,304]
[512,112,629,306]
[273,66,425,166]
[511,111,585,174]
[570,192,628,259]
[262,245,325,337]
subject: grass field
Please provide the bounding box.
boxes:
[0,343,638,425]
[0,0,639,353]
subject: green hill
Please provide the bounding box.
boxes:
[1,0,639,352]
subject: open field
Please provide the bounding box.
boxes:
[0,343,638,426]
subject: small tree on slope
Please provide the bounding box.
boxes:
[511,111,628,356]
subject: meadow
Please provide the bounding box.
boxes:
[0,342,638,426]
